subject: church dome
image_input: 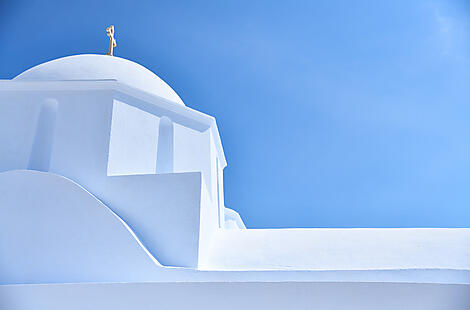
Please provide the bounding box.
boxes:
[13,54,184,105]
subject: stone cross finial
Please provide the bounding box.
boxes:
[106,25,116,56]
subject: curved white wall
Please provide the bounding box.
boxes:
[0,170,161,284]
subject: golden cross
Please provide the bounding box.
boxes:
[106,25,116,56]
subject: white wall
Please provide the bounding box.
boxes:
[107,100,160,176]
[206,228,470,271]
[174,123,214,199]
[1,282,469,310]
[197,175,220,268]
[0,92,42,172]
[0,170,161,285]
[0,87,225,268]
[44,94,201,267]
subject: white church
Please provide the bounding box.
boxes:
[0,40,469,308]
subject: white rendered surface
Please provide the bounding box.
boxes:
[0,79,227,168]
[205,228,470,270]
[14,54,184,105]
[1,282,470,310]
[0,170,160,285]
[107,100,160,175]
[1,55,470,309]
[224,208,246,229]
[0,82,225,268]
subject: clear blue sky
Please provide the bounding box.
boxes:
[1,0,470,228]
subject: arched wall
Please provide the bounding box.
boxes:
[0,170,162,285]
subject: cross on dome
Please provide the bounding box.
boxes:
[106,25,116,56]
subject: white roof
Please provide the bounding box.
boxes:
[13,54,184,106]
[204,228,470,271]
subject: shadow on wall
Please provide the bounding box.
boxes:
[156,116,174,174]
[28,98,58,172]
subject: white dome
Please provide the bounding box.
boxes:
[14,54,184,105]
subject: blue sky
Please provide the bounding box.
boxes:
[1,0,470,228]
